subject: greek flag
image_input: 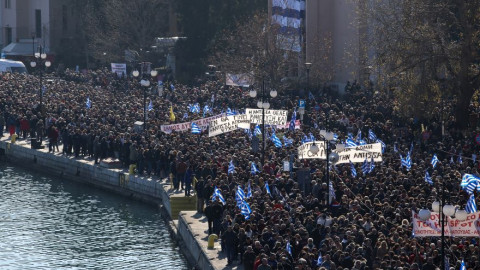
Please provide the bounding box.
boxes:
[86,97,92,109]
[203,105,211,115]
[394,143,398,153]
[247,183,252,198]
[401,153,412,171]
[245,128,252,139]
[466,194,477,213]
[289,108,297,131]
[333,133,338,141]
[329,183,336,200]
[350,161,357,177]
[458,153,463,164]
[283,136,293,147]
[228,160,235,174]
[431,154,439,168]
[362,159,369,175]
[309,91,315,100]
[347,133,353,140]
[147,100,153,111]
[316,252,323,266]
[425,171,433,185]
[182,112,189,120]
[170,84,175,91]
[368,129,377,141]
[226,107,235,116]
[369,157,375,173]
[191,122,201,134]
[473,154,477,163]
[193,103,201,113]
[450,156,454,164]
[211,186,226,205]
[346,138,358,148]
[357,139,367,145]
[461,174,480,194]
[309,133,315,142]
[286,241,292,255]
[236,186,245,207]
[251,162,260,175]
[241,201,252,219]
[460,260,466,270]
[271,133,283,148]
[272,0,305,52]
[254,125,262,136]
[265,182,271,196]
[376,139,386,153]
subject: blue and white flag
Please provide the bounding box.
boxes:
[228,160,235,174]
[289,108,297,132]
[265,182,271,196]
[240,201,252,219]
[86,97,92,109]
[369,157,375,173]
[203,104,211,115]
[450,156,455,164]
[394,143,398,153]
[460,260,466,270]
[333,133,338,141]
[283,136,293,147]
[271,133,283,148]
[401,153,412,171]
[182,112,189,120]
[368,129,377,141]
[461,174,480,194]
[193,103,201,113]
[309,133,315,142]
[251,162,260,175]
[170,83,175,91]
[473,154,477,163]
[226,107,235,116]
[211,186,226,205]
[466,194,477,213]
[286,241,292,255]
[254,125,262,136]
[425,171,433,185]
[350,161,357,178]
[316,252,323,266]
[236,186,246,207]
[271,0,305,52]
[362,159,369,175]
[191,122,201,134]
[247,183,252,198]
[458,153,463,164]
[147,100,153,111]
[329,182,336,200]
[357,139,367,146]
[376,139,386,153]
[308,91,315,100]
[346,138,358,148]
[356,129,362,142]
[431,154,439,168]
[245,128,252,139]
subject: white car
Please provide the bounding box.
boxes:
[0,59,28,74]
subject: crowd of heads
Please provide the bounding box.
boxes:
[1,69,479,270]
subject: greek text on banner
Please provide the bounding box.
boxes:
[208,114,250,137]
[412,210,480,237]
[334,143,383,164]
[246,108,288,125]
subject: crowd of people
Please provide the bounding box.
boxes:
[1,69,479,270]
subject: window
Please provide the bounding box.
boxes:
[5,0,11,9]
[6,27,12,45]
[35,9,42,38]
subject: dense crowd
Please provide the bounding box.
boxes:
[1,69,479,270]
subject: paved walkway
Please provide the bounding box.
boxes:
[180,211,244,270]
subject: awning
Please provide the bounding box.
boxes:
[1,42,36,56]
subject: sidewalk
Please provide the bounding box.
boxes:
[180,211,244,270]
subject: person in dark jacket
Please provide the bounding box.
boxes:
[184,165,193,196]
[195,177,205,213]
[243,246,256,270]
[223,225,238,266]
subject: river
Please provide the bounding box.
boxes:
[0,164,189,269]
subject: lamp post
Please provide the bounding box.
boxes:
[309,130,343,208]
[133,69,158,133]
[418,177,468,270]
[249,82,277,166]
[305,62,312,96]
[30,46,51,142]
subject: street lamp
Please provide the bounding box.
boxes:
[30,46,51,143]
[305,62,312,96]
[249,82,277,165]
[418,176,468,270]
[133,69,158,133]
[310,130,344,208]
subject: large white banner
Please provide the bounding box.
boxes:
[246,108,288,125]
[276,120,301,130]
[298,141,326,159]
[225,73,254,87]
[208,114,250,137]
[412,211,480,237]
[111,63,127,77]
[335,143,383,164]
[160,114,225,134]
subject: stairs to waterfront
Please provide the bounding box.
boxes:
[170,196,197,219]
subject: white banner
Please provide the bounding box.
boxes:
[111,63,127,77]
[160,114,225,134]
[276,120,301,130]
[412,211,480,237]
[225,73,254,87]
[246,108,288,125]
[208,114,250,137]
[298,141,326,159]
[335,143,383,164]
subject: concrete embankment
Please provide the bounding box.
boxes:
[0,138,215,269]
